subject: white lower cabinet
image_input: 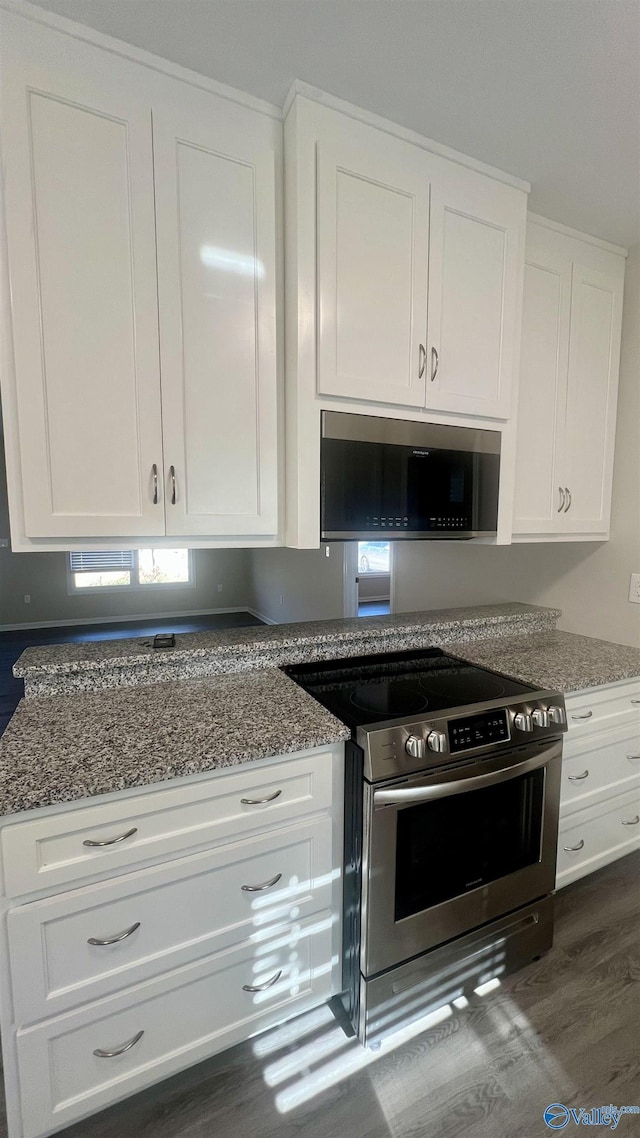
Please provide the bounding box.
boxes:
[0,745,344,1138]
[556,679,640,888]
[17,917,333,1138]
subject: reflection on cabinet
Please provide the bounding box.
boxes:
[0,11,281,550]
[314,105,526,419]
[0,745,344,1138]
[513,216,626,541]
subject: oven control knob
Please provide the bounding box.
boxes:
[427,730,448,753]
[532,708,549,729]
[405,735,425,760]
[514,712,533,733]
[547,705,567,726]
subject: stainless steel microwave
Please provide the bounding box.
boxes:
[320,411,500,540]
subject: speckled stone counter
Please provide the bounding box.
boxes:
[14,602,561,698]
[452,631,640,693]
[0,668,350,816]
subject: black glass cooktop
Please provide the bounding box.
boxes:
[285,647,536,729]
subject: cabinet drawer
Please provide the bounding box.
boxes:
[16,913,334,1138]
[565,680,640,739]
[2,752,333,898]
[560,728,640,813]
[556,789,640,888]
[8,815,334,1025]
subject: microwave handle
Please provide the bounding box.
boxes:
[374,747,552,809]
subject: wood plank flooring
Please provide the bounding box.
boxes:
[4,851,639,1138]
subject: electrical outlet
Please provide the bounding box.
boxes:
[24,594,30,604]
[629,573,640,604]
[217,584,223,593]
[325,544,331,558]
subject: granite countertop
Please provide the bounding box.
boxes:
[14,602,561,698]
[453,631,640,693]
[0,668,350,816]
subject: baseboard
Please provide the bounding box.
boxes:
[0,606,253,633]
[246,607,277,626]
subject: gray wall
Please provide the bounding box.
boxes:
[0,436,252,628]
[248,545,345,624]
[393,244,640,648]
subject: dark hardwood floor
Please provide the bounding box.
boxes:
[6,850,639,1138]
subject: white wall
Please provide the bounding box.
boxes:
[393,244,640,648]
[0,433,252,628]
[248,544,345,624]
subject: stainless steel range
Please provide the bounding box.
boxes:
[286,647,567,1045]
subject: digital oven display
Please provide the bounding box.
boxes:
[449,709,510,753]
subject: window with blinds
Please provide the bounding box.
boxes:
[69,550,191,590]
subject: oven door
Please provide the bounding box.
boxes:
[361,739,562,977]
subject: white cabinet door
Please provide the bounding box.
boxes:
[0,15,165,539]
[316,128,430,408]
[153,82,280,537]
[562,263,624,535]
[513,253,571,533]
[426,165,525,419]
[512,218,625,542]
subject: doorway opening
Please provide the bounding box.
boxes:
[344,541,393,617]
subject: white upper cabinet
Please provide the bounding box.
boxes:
[316,127,430,408]
[513,218,625,541]
[152,82,280,537]
[0,11,281,549]
[0,14,164,540]
[310,103,526,420]
[426,165,525,419]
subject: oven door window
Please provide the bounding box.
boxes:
[394,768,545,921]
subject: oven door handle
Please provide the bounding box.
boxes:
[374,748,553,808]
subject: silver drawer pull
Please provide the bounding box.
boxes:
[621,816,640,826]
[568,770,589,781]
[631,699,640,705]
[627,754,640,761]
[88,922,141,946]
[93,1030,144,1058]
[83,827,138,848]
[241,873,282,893]
[242,969,282,993]
[240,790,282,806]
[563,840,585,852]
[571,711,593,720]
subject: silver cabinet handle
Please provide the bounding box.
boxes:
[564,486,571,512]
[631,699,640,704]
[430,346,439,382]
[152,463,158,505]
[93,1030,144,1059]
[242,969,282,993]
[563,840,585,852]
[241,873,282,893]
[83,827,138,848]
[240,789,282,806]
[627,754,640,761]
[88,922,141,946]
[571,711,593,720]
[568,770,589,781]
[170,465,176,505]
[622,815,640,826]
[418,344,426,379]
[557,487,566,513]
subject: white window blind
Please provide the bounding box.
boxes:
[69,551,136,573]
